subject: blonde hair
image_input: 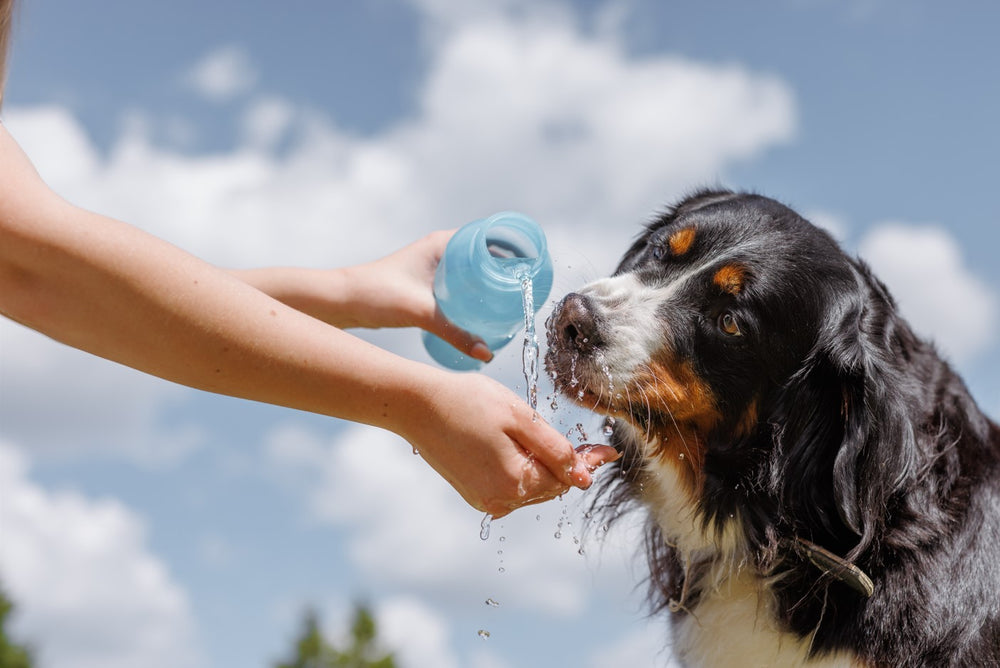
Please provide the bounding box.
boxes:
[0,0,15,107]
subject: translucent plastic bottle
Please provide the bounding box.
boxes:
[423,211,553,370]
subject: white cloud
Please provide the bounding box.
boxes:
[858,223,997,364]
[587,619,679,668]
[376,597,461,668]
[803,208,849,242]
[0,443,203,668]
[182,45,258,102]
[6,7,795,271]
[0,319,201,465]
[241,96,296,150]
[265,422,604,616]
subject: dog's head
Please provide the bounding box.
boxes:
[546,189,925,562]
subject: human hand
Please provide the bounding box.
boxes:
[393,370,620,518]
[345,230,493,363]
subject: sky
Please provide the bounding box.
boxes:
[1,1,999,667]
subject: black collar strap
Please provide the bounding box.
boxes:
[788,537,875,598]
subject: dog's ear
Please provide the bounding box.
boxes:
[772,261,917,548]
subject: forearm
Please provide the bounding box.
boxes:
[229,266,373,329]
[0,138,435,433]
[5,225,435,431]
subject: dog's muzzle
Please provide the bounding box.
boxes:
[549,292,603,355]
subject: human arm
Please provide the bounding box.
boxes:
[0,124,616,516]
[229,230,494,363]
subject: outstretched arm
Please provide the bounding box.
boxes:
[229,230,494,363]
[0,124,616,517]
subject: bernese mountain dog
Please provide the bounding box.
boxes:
[545,189,1000,667]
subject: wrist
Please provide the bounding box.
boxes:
[374,361,448,441]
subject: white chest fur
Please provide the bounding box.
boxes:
[637,436,860,668]
[671,568,858,668]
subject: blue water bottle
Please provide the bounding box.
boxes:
[423,212,554,370]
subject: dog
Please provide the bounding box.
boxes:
[545,189,1000,667]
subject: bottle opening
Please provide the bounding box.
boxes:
[485,226,540,260]
[477,212,547,283]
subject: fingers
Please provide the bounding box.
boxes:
[575,444,622,472]
[487,446,621,518]
[485,455,569,519]
[510,411,624,492]
[427,305,494,363]
[513,420,591,490]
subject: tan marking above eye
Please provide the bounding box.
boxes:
[668,227,697,256]
[713,264,746,295]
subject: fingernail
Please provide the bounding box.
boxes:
[471,342,493,363]
[572,461,592,489]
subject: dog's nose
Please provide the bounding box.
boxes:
[554,292,601,353]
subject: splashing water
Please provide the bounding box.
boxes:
[485,598,501,608]
[480,513,492,541]
[517,268,540,411]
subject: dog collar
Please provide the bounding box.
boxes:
[789,537,875,598]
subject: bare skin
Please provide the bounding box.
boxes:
[0,123,618,518]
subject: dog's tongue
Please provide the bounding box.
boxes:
[575,444,622,473]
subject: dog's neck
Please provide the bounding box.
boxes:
[627,424,874,604]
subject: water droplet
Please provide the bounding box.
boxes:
[499,536,506,543]
[603,424,614,436]
[584,511,593,519]
[678,452,685,460]
[601,524,610,533]
[412,446,420,455]
[498,567,506,574]
[578,547,586,556]
[554,531,562,539]
[550,399,559,411]
[478,629,491,640]
[480,514,492,541]
[485,598,500,608]
[536,514,541,521]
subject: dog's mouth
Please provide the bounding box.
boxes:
[545,292,634,419]
[545,292,720,434]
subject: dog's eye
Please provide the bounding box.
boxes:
[719,312,742,336]
[651,244,666,261]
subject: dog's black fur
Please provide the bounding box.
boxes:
[546,189,1000,666]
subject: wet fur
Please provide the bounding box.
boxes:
[545,190,1000,667]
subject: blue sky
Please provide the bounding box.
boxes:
[2,1,999,667]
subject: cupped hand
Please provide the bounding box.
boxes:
[395,370,620,518]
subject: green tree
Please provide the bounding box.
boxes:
[274,603,396,668]
[0,588,33,668]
